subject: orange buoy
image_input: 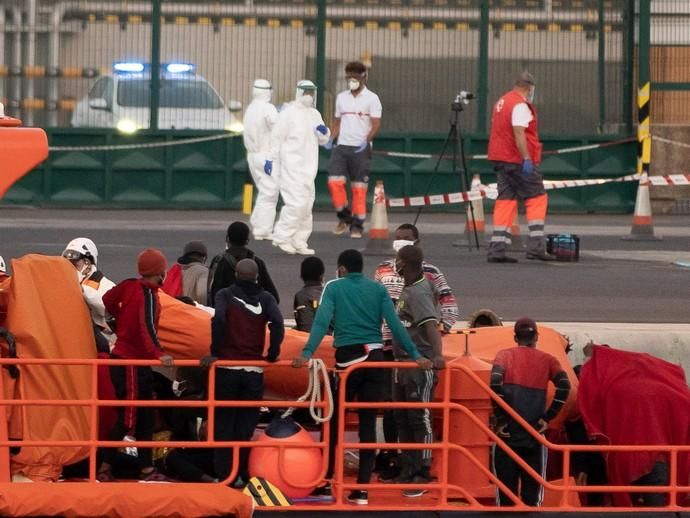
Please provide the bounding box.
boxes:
[248,417,323,499]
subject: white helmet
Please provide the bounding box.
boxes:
[62,237,98,266]
[0,256,6,274]
[252,78,272,101]
[295,79,317,105]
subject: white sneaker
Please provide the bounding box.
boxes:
[253,234,272,241]
[294,247,315,256]
[274,242,296,255]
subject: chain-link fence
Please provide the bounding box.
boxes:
[1,0,638,134]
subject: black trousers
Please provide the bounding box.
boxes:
[632,460,670,507]
[492,443,546,506]
[393,366,437,475]
[105,365,155,469]
[213,368,263,483]
[326,349,383,484]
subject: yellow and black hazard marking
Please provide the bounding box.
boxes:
[637,81,651,174]
[243,476,291,507]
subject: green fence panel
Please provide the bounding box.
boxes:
[2,129,636,213]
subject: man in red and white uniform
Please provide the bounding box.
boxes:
[487,72,554,263]
[327,61,382,239]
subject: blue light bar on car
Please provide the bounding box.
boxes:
[165,63,195,74]
[113,62,146,73]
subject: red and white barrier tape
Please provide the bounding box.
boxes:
[386,172,690,208]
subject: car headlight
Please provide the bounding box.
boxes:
[116,119,139,135]
[224,121,244,134]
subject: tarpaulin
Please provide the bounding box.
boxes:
[6,255,95,481]
[0,482,253,518]
[578,345,690,505]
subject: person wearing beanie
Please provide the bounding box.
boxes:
[163,241,209,305]
[207,221,279,306]
[489,317,571,506]
[101,248,174,483]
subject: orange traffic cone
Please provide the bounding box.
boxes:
[465,174,486,240]
[362,180,394,256]
[622,172,662,241]
[454,174,486,248]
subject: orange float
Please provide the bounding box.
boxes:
[248,417,323,498]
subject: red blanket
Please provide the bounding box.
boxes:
[578,345,690,505]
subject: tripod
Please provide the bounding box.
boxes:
[413,98,480,251]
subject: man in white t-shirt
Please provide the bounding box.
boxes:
[326,61,382,239]
[486,71,554,263]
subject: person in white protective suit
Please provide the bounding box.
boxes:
[62,237,117,344]
[267,80,331,255]
[243,79,280,241]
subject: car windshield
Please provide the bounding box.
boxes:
[117,78,223,109]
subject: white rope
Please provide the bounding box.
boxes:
[281,358,333,424]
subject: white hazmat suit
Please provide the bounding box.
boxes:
[243,79,280,240]
[269,81,330,255]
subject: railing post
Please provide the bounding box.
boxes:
[597,0,606,133]
[561,448,571,506]
[0,369,10,482]
[88,360,99,481]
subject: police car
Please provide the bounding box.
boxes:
[71,62,243,134]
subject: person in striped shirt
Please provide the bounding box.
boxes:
[374,223,458,479]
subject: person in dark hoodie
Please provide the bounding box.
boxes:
[202,258,284,487]
[101,248,175,482]
[293,256,325,332]
[207,221,280,306]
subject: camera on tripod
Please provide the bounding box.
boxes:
[452,91,475,111]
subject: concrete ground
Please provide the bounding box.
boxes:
[1,208,689,373]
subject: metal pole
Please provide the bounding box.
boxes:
[150,0,162,131]
[315,0,327,115]
[597,0,606,132]
[623,0,635,134]
[637,0,651,175]
[477,0,490,134]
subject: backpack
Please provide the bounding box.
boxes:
[206,250,255,307]
[161,263,183,297]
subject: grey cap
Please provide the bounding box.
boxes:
[182,240,207,257]
[515,71,536,87]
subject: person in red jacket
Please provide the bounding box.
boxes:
[487,72,555,263]
[100,248,174,482]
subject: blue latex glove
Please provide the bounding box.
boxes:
[264,160,273,176]
[323,139,334,150]
[315,124,328,135]
[521,159,534,177]
[354,140,369,153]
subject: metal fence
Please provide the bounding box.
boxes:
[1,0,636,135]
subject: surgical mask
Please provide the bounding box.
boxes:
[527,86,535,104]
[393,239,416,252]
[297,94,314,107]
[348,79,360,91]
